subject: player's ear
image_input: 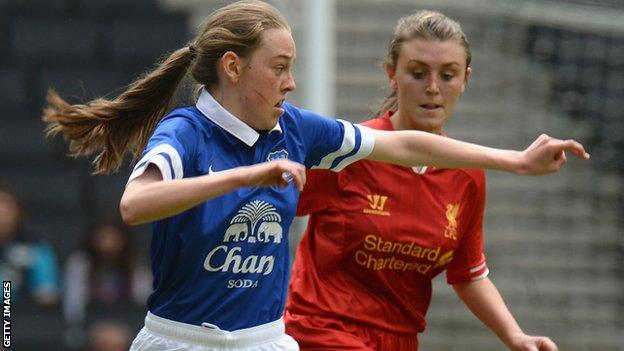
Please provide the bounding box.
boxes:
[385,63,397,91]
[220,51,243,84]
[460,67,472,93]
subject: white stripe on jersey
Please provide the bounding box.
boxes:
[313,120,374,171]
[333,125,375,171]
[128,144,183,183]
[314,120,356,170]
[469,261,487,273]
[471,268,489,281]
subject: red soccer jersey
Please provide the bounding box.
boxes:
[286,112,488,334]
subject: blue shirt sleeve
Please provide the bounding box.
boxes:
[29,243,60,296]
[128,114,199,182]
[288,105,374,171]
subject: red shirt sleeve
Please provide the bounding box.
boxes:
[446,171,489,284]
[296,169,340,216]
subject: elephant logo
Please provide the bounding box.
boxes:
[257,221,283,243]
[223,222,249,242]
[223,200,283,244]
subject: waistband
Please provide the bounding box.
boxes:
[145,312,285,347]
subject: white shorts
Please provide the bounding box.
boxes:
[130,312,299,351]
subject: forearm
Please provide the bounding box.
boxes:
[120,167,248,225]
[120,160,306,225]
[368,130,520,172]
[453,278,524,348]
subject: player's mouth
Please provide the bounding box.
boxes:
[420,103,442,110]
[273,99,285,115]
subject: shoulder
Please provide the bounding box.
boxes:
[160,106,205,128]
[279,102,338,139]
[281,102,335,125]
[152,106,216,143]
[282,102,299,116]
[359,116,391,130]
[454,168,486,191]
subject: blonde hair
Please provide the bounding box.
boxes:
[374,10,471,117]
[43,1,289,174]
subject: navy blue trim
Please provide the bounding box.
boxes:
[134,159,149,171]
[158,152,176,179]
[330,126,362,169]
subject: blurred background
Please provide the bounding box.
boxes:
[0,0,622,350]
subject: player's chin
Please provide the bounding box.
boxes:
[256,111,281,130]
[273,106,285,117]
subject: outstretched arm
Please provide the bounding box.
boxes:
[120,160,306,225]
[366,130,589,175]
[453,278,558,351]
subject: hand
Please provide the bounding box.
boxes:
[508,333,558,351]
[243,160,306,191]
[516,134,590,175]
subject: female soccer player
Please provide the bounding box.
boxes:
[44,1,585,350]
[285,10,561,351]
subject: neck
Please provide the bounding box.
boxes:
[389,110,442,135]
[208,86,258,129]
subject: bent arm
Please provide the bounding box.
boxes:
[367,130,589,175]
[453,278,558,351]
[120,160,306,225]
[120,165,246,225]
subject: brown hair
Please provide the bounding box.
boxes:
[374,10,471,117]
[43,0,290,174]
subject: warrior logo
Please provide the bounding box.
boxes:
[224,200,283,244]
[444,203,460,240]
[363,194,390,216]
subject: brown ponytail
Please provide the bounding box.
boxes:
[43,47,194,174]
[43,0,289,174]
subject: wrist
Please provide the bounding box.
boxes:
[501,330,528,350]
[508,150,527,175]
[490,149,524,174]
[231,166,253,187]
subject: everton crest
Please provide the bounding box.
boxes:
[267,149,289,162]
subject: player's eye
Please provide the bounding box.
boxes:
[441,73,455,81]
[412,71,426,79]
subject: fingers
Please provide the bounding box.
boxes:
[557,139,590,160]
[281,165,306,191]
[537,337,558,351]
[538,134,589,161]
[293,162,306,191]
[522,134,590,175]
[516,336,558,351]
[272,160,306,191]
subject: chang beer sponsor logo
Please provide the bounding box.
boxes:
[223,200,283,244]
[204,200,283,289]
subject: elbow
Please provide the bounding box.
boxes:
[119,194,140,225]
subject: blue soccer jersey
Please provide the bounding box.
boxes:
[128,90,374,331]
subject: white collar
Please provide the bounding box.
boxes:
[195,89,282,147]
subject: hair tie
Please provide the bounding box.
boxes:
[188,45,197,59]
